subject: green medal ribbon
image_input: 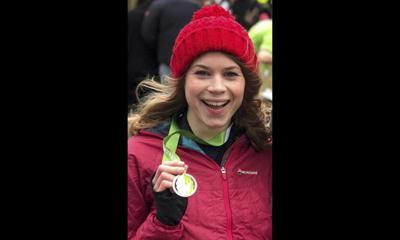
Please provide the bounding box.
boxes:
[162,116,231,197]
[162,117,230,162]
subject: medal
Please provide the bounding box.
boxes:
[172,173,198,197]
[163,121,199,198]
[162,115,231,198]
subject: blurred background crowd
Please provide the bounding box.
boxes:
[127,0,272,113]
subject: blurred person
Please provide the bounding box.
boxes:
[128,0,138,11]
[230,0,262,30]
[128,0,158,111]
[141,0,201,83]
[211,0,257,29]
[256,0,272,20]
[128,4,272,239]
[214,0,231,10]
[249,17,272,101]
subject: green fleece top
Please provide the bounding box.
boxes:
[249,19,272,54]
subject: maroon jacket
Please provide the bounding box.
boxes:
[128,123,272,239]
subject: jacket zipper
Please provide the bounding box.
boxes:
[179,136,244,240]
[181,140,238,240]
[220,145,236,240]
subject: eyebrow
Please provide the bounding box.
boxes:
[191,64,241,71]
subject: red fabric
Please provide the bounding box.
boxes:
[170,4,258,78]
[128,130,272,240]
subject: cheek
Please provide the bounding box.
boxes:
[232,82,245,103]
[184,83,199,106]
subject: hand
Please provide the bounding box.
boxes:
[151,161,189,226]
[152,161,188,192]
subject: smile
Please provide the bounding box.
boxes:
[201,100,230,109]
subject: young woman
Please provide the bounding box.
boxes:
[128,4,272,239]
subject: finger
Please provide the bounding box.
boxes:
[158,164,186,176]
[159,179,173,191]
[152,167,161,186]
[153,176,164,192]
[153,172,175,192]
[159,171,176,182]
[163,161,185,167]
[152,161,186,187]
[153,164,185,185]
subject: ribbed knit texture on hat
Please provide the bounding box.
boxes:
[170,4,257,78]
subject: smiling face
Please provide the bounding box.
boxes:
[184,52,245,139]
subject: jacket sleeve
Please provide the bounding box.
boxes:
[128,151,184,240]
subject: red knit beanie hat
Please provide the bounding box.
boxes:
[170,4,258,78]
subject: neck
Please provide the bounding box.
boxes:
[186,110,229,141]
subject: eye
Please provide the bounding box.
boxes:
[224,71,239,78]
[194,70,210,77]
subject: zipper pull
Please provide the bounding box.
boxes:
[221,166,227,180]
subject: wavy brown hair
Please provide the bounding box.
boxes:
[128,52,272,151]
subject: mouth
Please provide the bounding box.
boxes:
[201,100,230,110]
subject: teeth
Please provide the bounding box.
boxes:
[204,101,228,107]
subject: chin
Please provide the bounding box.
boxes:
[203,118,231,129]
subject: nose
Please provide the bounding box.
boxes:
[207,74,226,94]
